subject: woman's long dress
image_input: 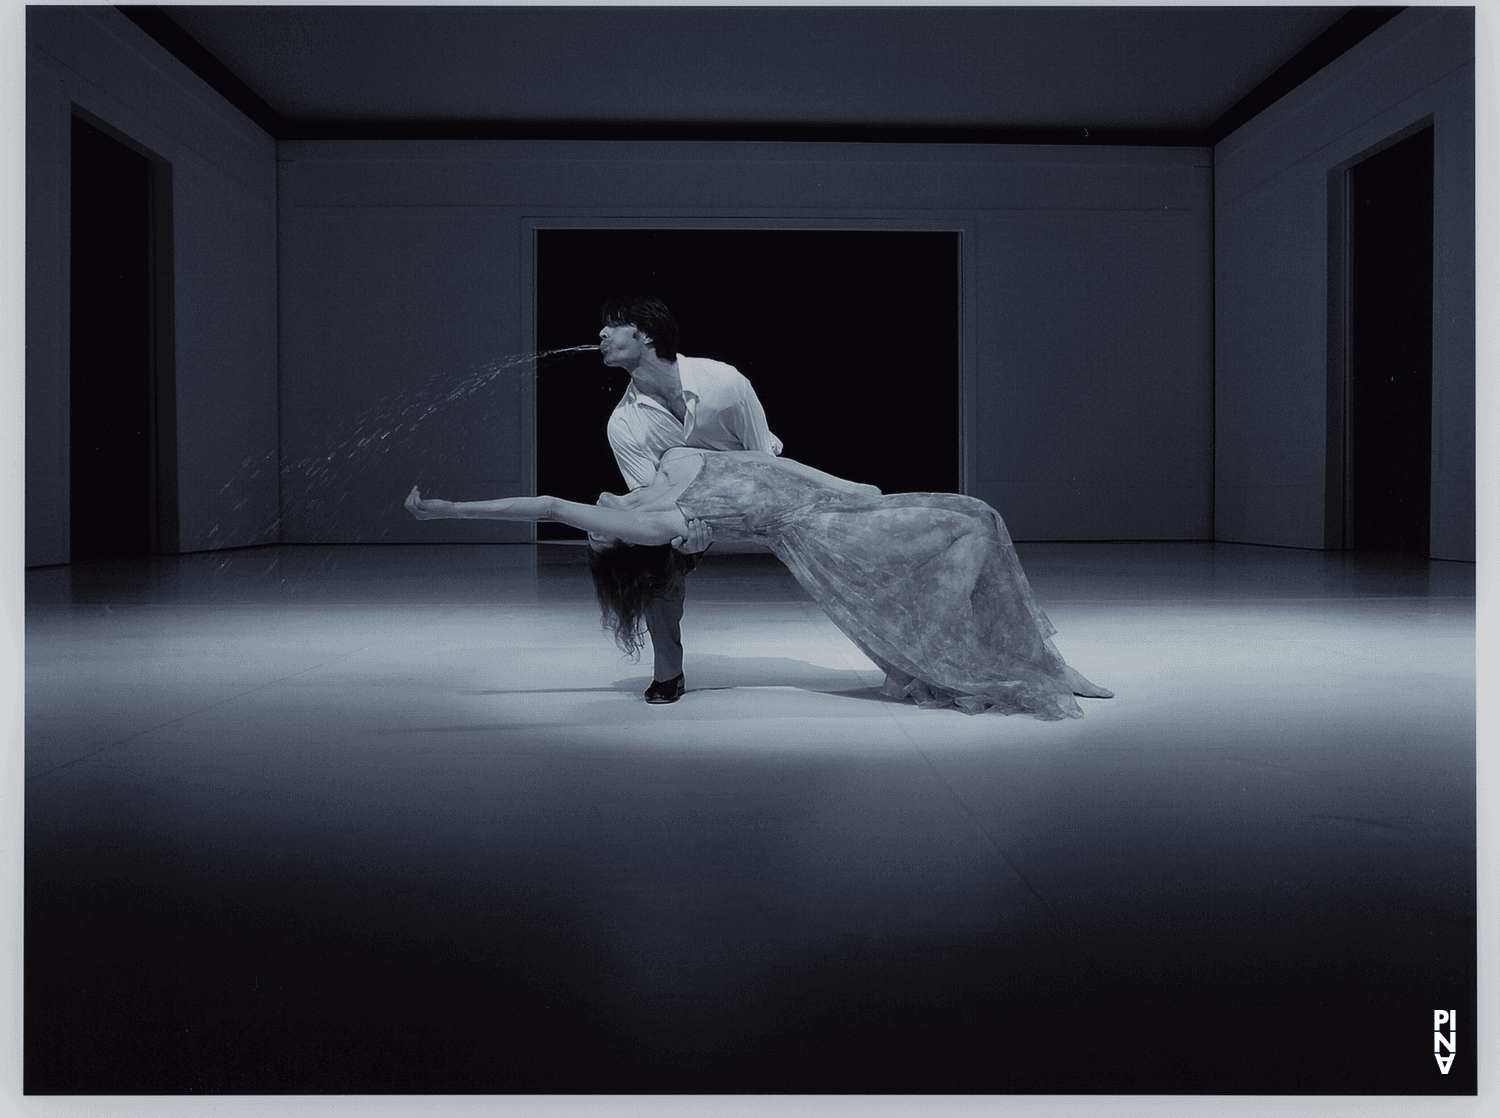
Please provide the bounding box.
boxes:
[675,454,1083,720]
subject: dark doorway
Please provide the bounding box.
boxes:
[1346,126,1433,555]
[536,229,960,539]
[70,116,159,560]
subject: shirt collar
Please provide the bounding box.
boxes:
[625,361,697,415]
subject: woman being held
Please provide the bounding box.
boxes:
[405,448,1110,721]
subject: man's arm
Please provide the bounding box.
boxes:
[728,375,783,456]
[765,455,881,498]
[607,415,663,491]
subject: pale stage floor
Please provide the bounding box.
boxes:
[24,541,1476,1094]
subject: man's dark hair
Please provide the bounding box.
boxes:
[586,540,678,657]
[601,296,680,361]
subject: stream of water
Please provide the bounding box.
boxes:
[203,344,603,546]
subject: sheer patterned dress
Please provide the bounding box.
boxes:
[674,453,1084,720]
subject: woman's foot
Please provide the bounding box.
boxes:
[1063,664,1114,699]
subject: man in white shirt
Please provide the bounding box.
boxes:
[595,296,783,704]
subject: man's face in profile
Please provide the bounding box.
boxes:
[598,321,649,369]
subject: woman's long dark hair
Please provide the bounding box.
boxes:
[587,541,678,657]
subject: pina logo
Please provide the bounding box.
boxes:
[1433,1010,1456,1074]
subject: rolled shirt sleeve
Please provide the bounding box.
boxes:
[678,358,783,456]
[605,356,782,491]
[729,377,783,456]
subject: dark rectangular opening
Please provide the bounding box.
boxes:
[535,229,961,539]
[1342,125,1434,555]
[69,114,176,560]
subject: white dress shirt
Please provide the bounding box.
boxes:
[607,355,783,491]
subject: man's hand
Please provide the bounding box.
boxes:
[671,518,713,554]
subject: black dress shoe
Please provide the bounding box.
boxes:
[644,674,686,704]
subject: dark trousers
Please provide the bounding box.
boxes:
[644,552,697,682]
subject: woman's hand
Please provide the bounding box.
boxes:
[405,486,455,520]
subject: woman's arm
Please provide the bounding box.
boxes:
[551,498,685,544]
[598,488,651,510]
[405,488,554,522]
[405,487,685,545]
